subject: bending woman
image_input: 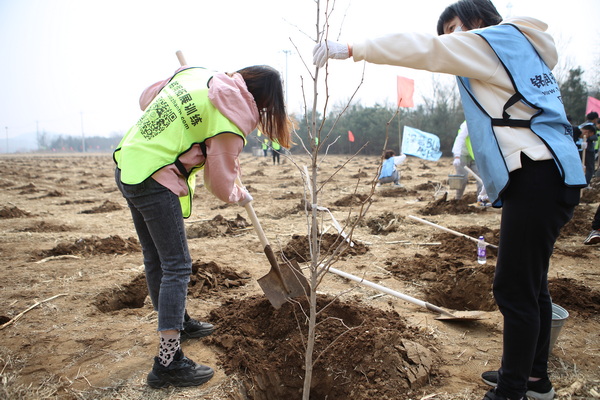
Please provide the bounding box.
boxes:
[114,65,290,389]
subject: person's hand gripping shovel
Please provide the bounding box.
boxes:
[236,177,309,308]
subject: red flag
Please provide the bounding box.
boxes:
[348,130,355,142]
[586,96,600,115]
[397,76,415,108]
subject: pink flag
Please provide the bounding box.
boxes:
[586,96,600,115]
[397,76,415,108]
[348,130,355,142]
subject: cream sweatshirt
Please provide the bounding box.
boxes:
[352,17,555,172]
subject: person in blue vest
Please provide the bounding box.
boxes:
[377,149,406,187]
[114,65,291,389]
[312,0,586,399]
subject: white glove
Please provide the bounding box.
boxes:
[453,157,461,167]
[237,192,253,207]
[478,187,489,203]
[312,40,349,68]
[581,140,588,150]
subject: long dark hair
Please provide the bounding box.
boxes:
[437,0,502,35]
[237,65,292,148]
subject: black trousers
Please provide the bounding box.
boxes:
[592,204,600,231]
[495,155,580,399]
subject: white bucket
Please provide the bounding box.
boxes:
[448,174,465,190]
[251,146,263,157]
[549,303,569,353]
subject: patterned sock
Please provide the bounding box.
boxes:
[158,331,181,367]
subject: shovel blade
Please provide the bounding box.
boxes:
[434,310,487,321]
[258,260,309,309]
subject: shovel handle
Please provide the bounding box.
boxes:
[328,267,455,318]
[176,50,187,66]
[236,177,287,281]
[408,215,498,249]
[244,201,270,248]
[463,166,484,186]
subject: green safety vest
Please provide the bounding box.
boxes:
[465,135,475,160]
[272,140,281,150]
[458,124,476,160]
[114,67,246,218]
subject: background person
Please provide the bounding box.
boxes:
[312,0,587,399]
[377,149,406,187]
[579,124,598,185]
[583,204,600,245]
[114,64,291,389]
[452,120,487,202]
[271,139,281,164]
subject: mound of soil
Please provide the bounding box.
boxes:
[351,170,369,178]
[80,200,122,214]
[377,186,418,197]
[432,225,500,258]
[207,295,437,400]
[549,277,600,318]
[38,190,64,198]
[334,193,369,207]
[580,178,600,203]
[94,273,147,312]
[38,235,141,258]
[364,211,400,235]
[420,193,486,215]
[281,233,369,262]
[385,254,497,311]
[16,183,38,194]
[560,204,596,237]
[414,182,441,191]
[0,206,31,219]
[425,263,496,311]
[275,192,302,200]
[17,221,72,233]
[186,214,250,238]
[188,260,251,297]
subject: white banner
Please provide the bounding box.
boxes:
[401,126,443,161]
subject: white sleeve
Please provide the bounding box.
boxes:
[393,154,407,165]
[451,122,469,158]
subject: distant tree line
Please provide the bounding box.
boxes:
[37,132,123,153]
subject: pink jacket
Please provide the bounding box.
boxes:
[140,68,257,205]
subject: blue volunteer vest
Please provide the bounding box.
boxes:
[457,24,585,207]
[379,157,396,179]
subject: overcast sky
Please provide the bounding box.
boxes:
[0,0,598,144]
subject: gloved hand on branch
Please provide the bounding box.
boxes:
[312,40,350,68]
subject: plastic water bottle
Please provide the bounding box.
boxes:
[477,236,487,264]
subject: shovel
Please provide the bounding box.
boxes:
[328,266,485,321]
[238,179,309,309]
[408,215,498,250]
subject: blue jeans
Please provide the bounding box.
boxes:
[115,168,190,332]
